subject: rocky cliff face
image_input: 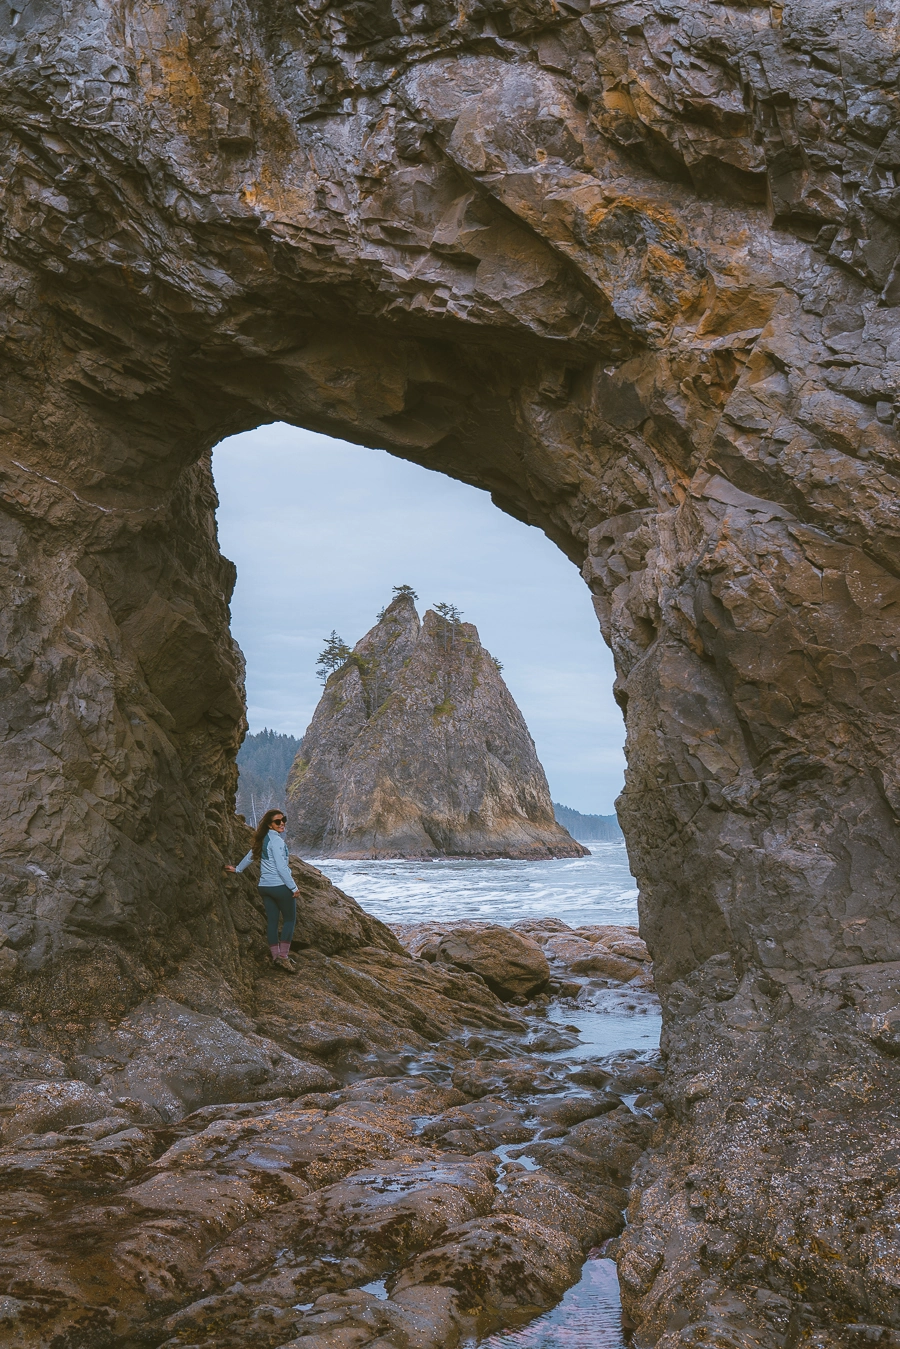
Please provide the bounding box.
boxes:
[0,1,899,1343]
[288,594,585,859]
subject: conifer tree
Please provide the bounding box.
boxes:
[316,631,352,684]
[434,601,462,649]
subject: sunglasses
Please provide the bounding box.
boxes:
[272,818,286,825]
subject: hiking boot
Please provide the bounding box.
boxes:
[272,955,294,972]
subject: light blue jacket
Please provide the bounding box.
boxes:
[235,831,297,890]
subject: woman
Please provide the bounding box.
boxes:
[226,808,300,971]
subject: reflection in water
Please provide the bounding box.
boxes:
[546,1004,661,1058]
[482,1258,626,1348]
[314,842,637,929]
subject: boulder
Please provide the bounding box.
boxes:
[511,918,574,939]
[433,926,550,1000]
[570,950,645,981]
[451,1057,563,1098]
[493,1171,618,1250]
[541,934,596,964]
[605,937,651,963]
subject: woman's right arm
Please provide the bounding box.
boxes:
[226,850,253,874]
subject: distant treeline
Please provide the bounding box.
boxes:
[236,729,300,825]
[553,803,622,841]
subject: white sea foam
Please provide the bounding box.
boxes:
[313,841,637,929]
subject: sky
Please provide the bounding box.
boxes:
[212,423,626,814]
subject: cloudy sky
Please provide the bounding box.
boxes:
[212,423,625,814]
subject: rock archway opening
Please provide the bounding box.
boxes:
[210,420,627,854]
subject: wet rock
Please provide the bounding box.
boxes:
[566,1108,658,1180]
[285,1022,369,1060]
[420,1099,531,1148]
[394,921,549,1001]
[493,1170,616,1251]
[607,1062,664,1093]
[512,1102,657,1242]
[98,997,337,1122]
[434,926,550,1001]
[0,1121,160,1192]
[290,1157,497,1266]
[567,1065,615,1090]
[541,934,596,964]
[550,978,584,1000]
[0,1078,116,1142]
[604,938,651,964]
[523,1025,580,1054]
[574,926,645,953]
[275,1285,462,1349]
[391,1213,584,1321]
[513,923,653,993]
[570,951,645,981]
[0,923,660,1348]
[531,1093,621,1128]
[150,1103,430,1193]
[336,1077,468,1118]
[451,1058,563,1099]
[512,919,575,940]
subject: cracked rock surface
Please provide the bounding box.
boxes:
[0,0,899,1343]
[0,885,662,1347]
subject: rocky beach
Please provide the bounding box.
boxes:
[1,0,899,1342]
[0,855,660,1348]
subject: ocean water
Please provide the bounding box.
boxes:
[314,841,638,929]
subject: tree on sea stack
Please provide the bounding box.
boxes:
[286,592,586,861]
[377,583,418,621]
[433,601,463,650]
[315,631,351,684]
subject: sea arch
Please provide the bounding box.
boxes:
[2,0,897,991]
[1,0,899,1338]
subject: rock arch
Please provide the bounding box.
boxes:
[1,0,898,1340]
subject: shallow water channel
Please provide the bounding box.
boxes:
[319,845,660,1349]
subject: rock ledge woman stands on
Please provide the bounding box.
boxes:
[226,808,300,971]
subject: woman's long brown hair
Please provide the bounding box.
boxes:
[251,808,286,861]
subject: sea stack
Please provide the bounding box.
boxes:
[287,593,587,860]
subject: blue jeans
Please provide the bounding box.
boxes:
[258,885,296,946]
